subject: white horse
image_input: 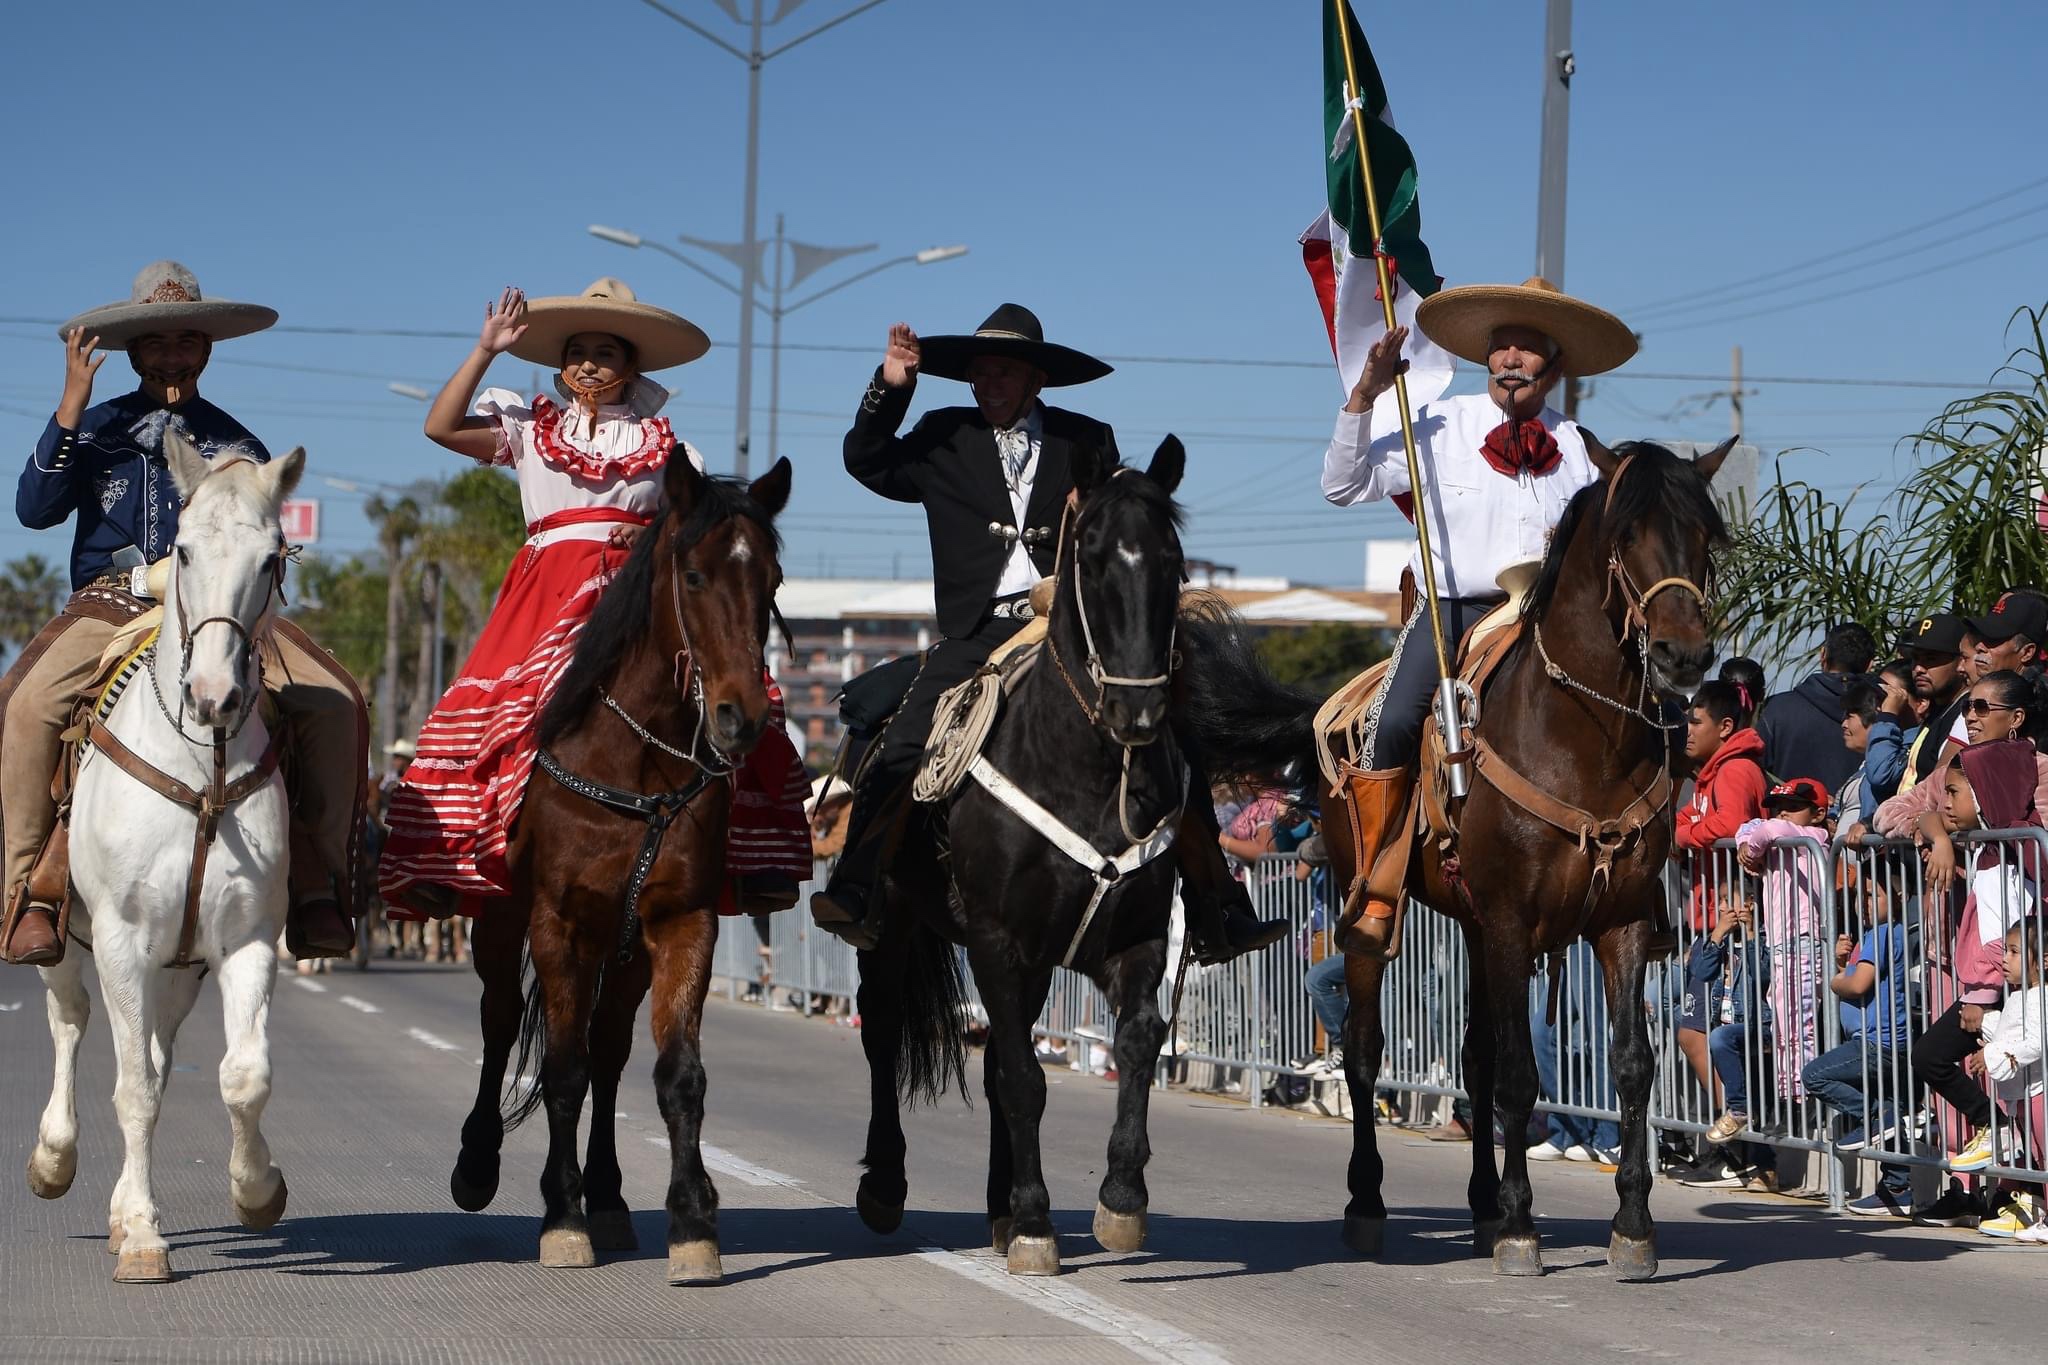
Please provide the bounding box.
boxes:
[27,427,305,1284]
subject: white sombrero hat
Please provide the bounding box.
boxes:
[510,278,710,374]
[1416,276,1637,377]
[59,261,278,350]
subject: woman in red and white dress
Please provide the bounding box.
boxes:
[378,280,811,920]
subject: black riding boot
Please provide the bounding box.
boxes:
[810,776,901,951]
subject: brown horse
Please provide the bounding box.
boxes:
[1184,437,1730,1280]
[448,455,791,1287]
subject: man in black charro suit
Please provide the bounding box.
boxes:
[810,303,1287,963]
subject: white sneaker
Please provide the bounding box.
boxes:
[2016,1219,2048,1245]
[1527,1139,1572,1162]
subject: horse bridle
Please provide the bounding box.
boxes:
[155,491,288,746]
[1046,474,1181,737]
[1532,452,1711,729]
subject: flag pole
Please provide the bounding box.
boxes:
[1331,0,1451,686]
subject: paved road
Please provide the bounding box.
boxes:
[0,953,2038,1363]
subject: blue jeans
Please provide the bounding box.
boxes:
[1801,1037,1911,1196]
[1707,1020,1772,1117]
[1529,943,1620,1152]
[1304,954,1348,1041]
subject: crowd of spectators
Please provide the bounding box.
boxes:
[1659,592,2048,1234]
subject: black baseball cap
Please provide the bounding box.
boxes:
[1969,591,2048,646]
[1897,612,1970,656]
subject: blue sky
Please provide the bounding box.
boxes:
[2,0,2044,587]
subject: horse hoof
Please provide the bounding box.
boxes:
[26,1145,75,1200]
[667,1240,723,1285]
[1607,1232,1658,1282]
[589,1209,638,1252]
[1006,1234,1060,1277]
[449,1162,498,1213]
[1092,1203,1147,1254]
[1471,1218,1504,1257]
[1341,1214,1386,1258]
[113,1247,172,1284]
[234,1173,288,1232]
[856,1185,904,1235]
[1492,1234,1544,1277]
[989,1217,1013,1254]
[539,1227,596,1269]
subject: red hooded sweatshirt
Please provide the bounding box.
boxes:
[1676,727,1768,929]
[1676,727,1768,851]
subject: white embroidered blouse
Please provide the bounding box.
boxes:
[472,387,706,548]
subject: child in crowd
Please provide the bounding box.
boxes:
[1802,871,1916,1216]
[1675,680,1768,926]
[1974,917,2047,1238]
[1719,657,1769,727]
[1841,675,1910,830]
[1683,898,1775,1187]
[1735,780,1833,1122]
[1910,739,2043,1227]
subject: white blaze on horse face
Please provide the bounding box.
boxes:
[1116,541,1143,570]
[174,460,285,728]
[729,535,752,564]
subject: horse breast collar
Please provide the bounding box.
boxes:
[964,754,1187,968]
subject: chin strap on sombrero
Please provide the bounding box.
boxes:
[560,372,632,438]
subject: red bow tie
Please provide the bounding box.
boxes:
[1479,418,1563,478]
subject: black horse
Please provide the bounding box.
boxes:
[853,437,1190,1277]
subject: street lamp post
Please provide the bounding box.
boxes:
[589,221,965,468]
[635,0,898,476]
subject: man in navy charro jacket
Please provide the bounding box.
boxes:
[0,262,367,966]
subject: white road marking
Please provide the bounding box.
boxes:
[0,1001,21,1012]
[916,1248,1230,1365]
[406,1027,463,1053]
[340,987,1226,1363]
[290,978,326,993]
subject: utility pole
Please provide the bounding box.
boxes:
[1730,345,1745,437]
[634,0,899,478]
[1535,0,1576,416]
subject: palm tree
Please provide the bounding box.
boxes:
[1716,302,2048,662]
[0,554,68,654]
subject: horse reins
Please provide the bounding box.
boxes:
[1474,451,1704,940]
[539,519,769,964]
[101,505,289,970]
[965,469,1191,967]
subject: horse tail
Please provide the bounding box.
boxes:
[1177,595,1323,785]
[501,944,549,1131]
[894,923,969,1107]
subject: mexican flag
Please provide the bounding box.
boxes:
[1301,0,1453,431]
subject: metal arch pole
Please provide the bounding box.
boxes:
[732,0,766,479]
[1331,0,1450,684]
[768,212,786,469]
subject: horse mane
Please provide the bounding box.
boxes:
[537,475,782,744]
[1519,440,1727,624]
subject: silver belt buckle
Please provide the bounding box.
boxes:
[994,598,1033,621]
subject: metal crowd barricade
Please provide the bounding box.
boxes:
[712,835,2048,1207]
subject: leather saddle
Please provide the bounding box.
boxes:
[1315,561,1540,852]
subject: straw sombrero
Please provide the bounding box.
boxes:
[59,261,277,350]
[918,303,1112,388]
[1416,276,1637,377]
[510,278,710,374]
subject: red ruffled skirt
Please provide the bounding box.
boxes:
[378,512,811,919]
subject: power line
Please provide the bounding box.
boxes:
[1649,224,2048,336]
[1621,172,2048,313]
[0,322,1997,391]
[1633,197,2048,324]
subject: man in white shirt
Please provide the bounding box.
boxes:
[1320,277,1638,956]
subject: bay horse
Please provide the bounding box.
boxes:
[1184,437,1730,1280]
[448,454,791,1287]
[855,438,1188,1277]
[28,428,305,1283]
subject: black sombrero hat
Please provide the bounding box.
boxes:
[917,303,1112,388]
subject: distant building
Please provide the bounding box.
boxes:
[769,572,1400,768]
